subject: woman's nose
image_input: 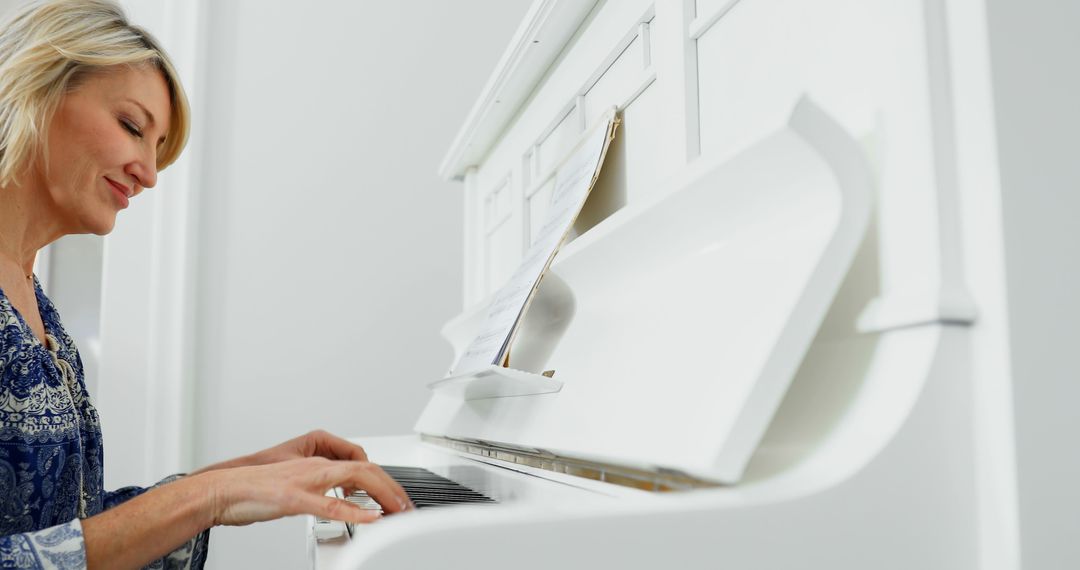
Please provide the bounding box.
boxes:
[125,148,159,190]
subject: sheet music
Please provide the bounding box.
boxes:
[452,113,618,374]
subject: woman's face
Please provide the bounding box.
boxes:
[37,65,172,235]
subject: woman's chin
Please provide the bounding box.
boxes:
[83,214,118,236]
[94,222,117,236]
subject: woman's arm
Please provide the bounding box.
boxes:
[82,473,212,569]
[82,457,412,570]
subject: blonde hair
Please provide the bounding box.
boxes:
[0,0,190,186]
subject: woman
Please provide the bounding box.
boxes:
[0,1,412,568]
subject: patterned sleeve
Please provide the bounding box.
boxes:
[103,475,211,570]
[0,519,86,570]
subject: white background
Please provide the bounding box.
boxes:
[982,0,1080,565]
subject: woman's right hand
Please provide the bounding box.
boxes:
[205,456,413,526]
[81,457,412,568]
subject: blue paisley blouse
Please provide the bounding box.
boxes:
[0,277,209,569]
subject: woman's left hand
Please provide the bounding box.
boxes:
[249,429,368,465]
[192,429,369,474]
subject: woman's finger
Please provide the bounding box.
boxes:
[310,430,368,462]
[327,462,412,513]
[296,493,382,524]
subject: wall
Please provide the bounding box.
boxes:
[188,1,531,568]
[983,0,1080,567]
[96,0,206,496]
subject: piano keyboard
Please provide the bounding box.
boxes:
[381,465,497,508]
[316,465,501,541]
[343,466,496,512]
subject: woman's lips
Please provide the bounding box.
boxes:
[105,177,130,209]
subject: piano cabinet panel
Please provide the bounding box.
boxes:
[482,175,525,294]
[481,176,513,239]
[580,32,647,122]
[479,73,665,300]
[615,79,664,206]
[694,0,738,23]
[466,0,664,305]
[526,178,555,246]
[574,80,664,236]
[536,107,582,188]
[695,0,958,327]
[697,0,894,161]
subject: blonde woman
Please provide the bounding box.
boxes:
[0,1,412,568]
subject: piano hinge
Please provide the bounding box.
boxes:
[420,434,723,492]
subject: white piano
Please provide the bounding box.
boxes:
[309,0,1015,567]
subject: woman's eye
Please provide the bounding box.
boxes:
[120,119,143,138]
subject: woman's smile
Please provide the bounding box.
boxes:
[105,176,131,209]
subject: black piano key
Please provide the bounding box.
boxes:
[402,493,492,501]
[377,465,497,508]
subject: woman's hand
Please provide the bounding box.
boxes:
[191,429,371,474]
[249,429,368,465]
[82,456,413,569]
[206,456,413,527]
[188,430,415,523]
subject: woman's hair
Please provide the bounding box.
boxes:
[0,0,190,186]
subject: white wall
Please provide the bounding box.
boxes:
[983,0,1080,567]
[188,2,531,568]
[96,0,206,493]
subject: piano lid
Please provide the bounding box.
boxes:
[420,97,873,484]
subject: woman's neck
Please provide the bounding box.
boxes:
[0,179,64,275]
